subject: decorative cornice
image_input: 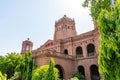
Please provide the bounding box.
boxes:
[33,50,98,61]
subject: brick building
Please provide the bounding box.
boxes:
[21,15,100,80]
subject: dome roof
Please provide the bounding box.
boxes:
[23,38,33,45]
[56,15,74,23]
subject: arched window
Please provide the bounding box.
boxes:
[90,65,100,80]
[55,64,64,79]
[26,45,29,51]
[64,49,68,55]
[87,43,95,56]
[78,66,85,76]
[76,46,83,57]
[68,26,70,29]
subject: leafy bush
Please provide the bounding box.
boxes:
[0,71,6,80]
[70,77,79,80]
[9,72,21,80]
[0,53,23,79]
[72,72,85,80]
[32,58,58,80]
[15,52,35,80]
[44,58,58,80]
[98,1,120,80]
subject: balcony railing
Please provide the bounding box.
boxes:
[33,50,97,60]
[87,52,95,56]
[76,54,83,58]
[33,50,74,59]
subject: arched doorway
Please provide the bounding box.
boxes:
[90,65,100,80]
[87,43,95,56]
[55,64,64,80]
[76,46,83,57]
[64,49,68,55]
[78,66,85,76]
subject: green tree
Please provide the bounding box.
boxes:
[70,77,79,80]
[32,65,49,80]
[72,72,85,80]
[0,53,22,79]
[16,52,35,80]
[32,58,58,80]
[98,0,120,80]
[0,71,6,80]
[82,0,112,23]
[9,72,21,80]
[6,53,23,78]
[44,58,58,80]
[0,56,6,75]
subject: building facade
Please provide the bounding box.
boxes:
[21,15,100,80]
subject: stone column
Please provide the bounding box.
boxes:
[83,43,87,58]
[85,65,91,80]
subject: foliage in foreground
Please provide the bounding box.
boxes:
[0,52,36,80]
[82,0,112,23]
[44,58,58,80]
[32,65,49,80]
[0,71,6,80]
[71,72,85,80]
[15,52,35,80]
[70,77,79,80]
[9,72,21,80]
[98,1,120,80]
[32,58,58,80]
[0,53,22,79]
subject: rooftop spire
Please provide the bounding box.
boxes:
[27,38,30,40]
[64,15,67,17]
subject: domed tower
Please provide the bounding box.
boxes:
[21,38,33,54]
[54,15,77,41]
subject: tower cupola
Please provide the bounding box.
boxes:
[54,15,77,41]
[21,38,33,54]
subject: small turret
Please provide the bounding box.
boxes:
[21,38,33,54]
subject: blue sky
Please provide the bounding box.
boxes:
[0,0,94,55]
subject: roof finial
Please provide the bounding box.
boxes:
[64,15,66,17]
[27,38,30,40]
